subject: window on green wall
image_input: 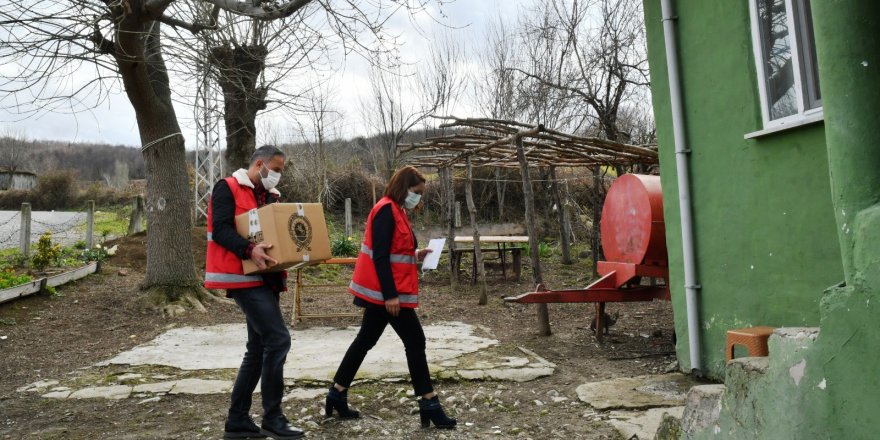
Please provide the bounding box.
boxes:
[749,0,821,129]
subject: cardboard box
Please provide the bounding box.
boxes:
[235,203,332,274]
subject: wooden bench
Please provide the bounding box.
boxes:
[450,241,524,284]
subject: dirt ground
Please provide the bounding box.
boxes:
[0,228,677,440]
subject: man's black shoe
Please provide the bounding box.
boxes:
[224,418,267,439]
[260,416,305,440]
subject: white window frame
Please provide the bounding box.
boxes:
[747,0,823,138]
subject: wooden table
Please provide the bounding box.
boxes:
[451,236,529,283]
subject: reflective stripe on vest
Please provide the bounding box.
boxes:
[349,280,419,305]
[205,272,263,283]
[206,232,213,241]
[359,243,417,264]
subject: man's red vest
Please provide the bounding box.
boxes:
[349,197,419,308]
[204,175,265,290]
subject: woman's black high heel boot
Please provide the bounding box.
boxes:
[418,396,457,429]
[325,386,360,419]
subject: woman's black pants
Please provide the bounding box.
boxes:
[333,306,434,396]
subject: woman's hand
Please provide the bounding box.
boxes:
[416,248,433,261]
[385,297,401,317]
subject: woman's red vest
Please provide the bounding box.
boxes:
[204,176,264,289]
[349,197,419,308]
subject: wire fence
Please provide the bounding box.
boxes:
[0,210,89,251]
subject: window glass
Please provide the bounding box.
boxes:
[757,0,797,120]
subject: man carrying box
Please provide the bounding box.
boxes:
[205,145,305,440]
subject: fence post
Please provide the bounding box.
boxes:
[454,201,462,228]
[344,198,352,238]
[128,194,145,234]
[19,202,31,258]
[86,200,95,248]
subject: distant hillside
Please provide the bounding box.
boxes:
[2,137,145,182]
[3,125,450,184]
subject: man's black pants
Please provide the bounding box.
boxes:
[228,286,291,423]
[333,306,434,396]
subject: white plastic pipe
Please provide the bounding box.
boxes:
[661,0,703,376]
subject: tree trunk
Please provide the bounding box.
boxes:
[515,136,551,336]
[115,15,207,312]
[550,167,572,265]
[465,158,488,305]
[441,167,458,287]
[210,45,269,171]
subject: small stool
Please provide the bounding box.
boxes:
[726,326,775,362]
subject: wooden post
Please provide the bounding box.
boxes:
[591,166,603,278]
[19,202,31,258]
[454,202,461,228]
[495,168,505,221]
[128,194,145,235]
[550,167,572,264]
[344,198,353,238]
[86,200,95,248]
[465,157,488,305]
[441,167,457,287]
[515,135,551,336]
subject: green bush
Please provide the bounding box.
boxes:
[31,232,62,271]
[0,250,28,270]
[0,189,34,210]
[522,242,554,259]
[331,234,359,257]
[36,170,78,210]
[0,269,32,289]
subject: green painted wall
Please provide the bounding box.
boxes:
[642,0,843,378]
[644,0,880,437]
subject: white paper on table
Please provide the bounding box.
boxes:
[421,238,446,271]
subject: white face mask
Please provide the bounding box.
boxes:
[260,164,281,190]
[404,191,422,209]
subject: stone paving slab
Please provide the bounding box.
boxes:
[607,406,685,440]
[168,379,232,395]
[132,381,176,394]
[69,385,132,400]
[26,321,556,400]
[576,374,701,410]
[101,321,551,383]
[282,388,327,401]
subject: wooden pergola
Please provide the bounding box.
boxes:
[400,117,659,336]
[402,117,658,169]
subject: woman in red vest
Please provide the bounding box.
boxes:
[325,166,457,429]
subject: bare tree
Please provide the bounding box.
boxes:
[191,1,449,171]
[513,0,651,141]
[0,0,342,311]
[473,18,520,123]
[499,0,653,277]
[0,129,30,172]
[361,33,463,178]
[1,0,449,311]
[292,81,343,204]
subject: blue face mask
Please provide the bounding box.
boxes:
[404,191,422,209]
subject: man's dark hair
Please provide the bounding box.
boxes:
[250,145,285,165]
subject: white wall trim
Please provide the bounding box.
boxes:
[744,110,824,139]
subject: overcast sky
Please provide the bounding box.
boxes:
[0,0,533,149]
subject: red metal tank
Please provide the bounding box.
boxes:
[600,174,666,266]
